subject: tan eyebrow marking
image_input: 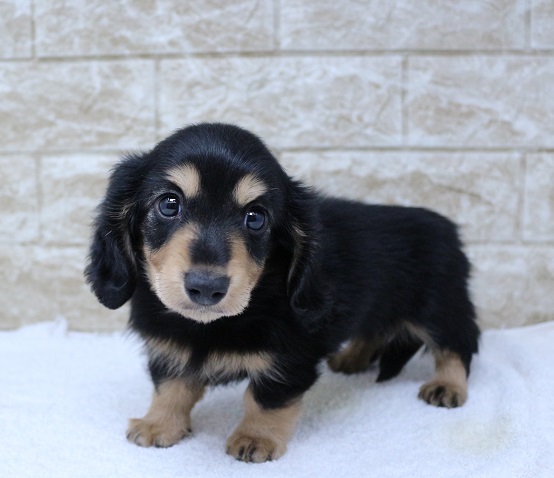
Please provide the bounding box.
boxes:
[233,174,268,206]
[166,164,201,198]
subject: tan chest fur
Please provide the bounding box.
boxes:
[146,337,273,382]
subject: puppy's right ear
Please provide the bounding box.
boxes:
[85,154,147,309]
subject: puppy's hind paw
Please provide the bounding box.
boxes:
[126,418,192,448]
[328,354,367,374]
[327,339,377,375]
[418,380,467,408]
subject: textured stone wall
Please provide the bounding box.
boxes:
[1,0,553,331]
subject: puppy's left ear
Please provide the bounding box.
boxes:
[85,154,146,310]
[285,180,329,328]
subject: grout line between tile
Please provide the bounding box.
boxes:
[401,56,409,146]
[273,0,281,51]
[525,0,532,50]
[29,0,36,58]
[519,151,530,243]
[3,49,554,64]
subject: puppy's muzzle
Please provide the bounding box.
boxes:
[185,270,230,306]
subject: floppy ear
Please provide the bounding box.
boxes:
[85,154,146,310]
[285,180,330,327]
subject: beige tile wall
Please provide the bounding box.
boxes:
[1,0,552,331]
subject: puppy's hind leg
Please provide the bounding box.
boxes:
[127,379,205,447]
[418,350,470,408]
[376,335,423,382]
[416,307,479,408]
[327,337,382,374]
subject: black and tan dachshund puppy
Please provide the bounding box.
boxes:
[86,123,480,463]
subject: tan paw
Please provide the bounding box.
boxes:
[226,432,286,463]
[126,418,192,448]
[418,380,467,408]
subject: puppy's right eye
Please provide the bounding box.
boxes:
[158,195,181,218]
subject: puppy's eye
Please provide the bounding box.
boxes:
[244,208,267,232]
[158,195,181,218]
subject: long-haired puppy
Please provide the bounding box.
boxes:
[86,123,480,463]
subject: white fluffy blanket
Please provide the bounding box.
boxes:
[1,321,552,477]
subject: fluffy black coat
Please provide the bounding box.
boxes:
[86,123,479,445]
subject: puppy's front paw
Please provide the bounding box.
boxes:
[418,380,467,408]
[126,418,192,448]
[226,432,285,463]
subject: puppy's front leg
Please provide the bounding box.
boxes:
[226,384,302,463]
[127,379,205,448]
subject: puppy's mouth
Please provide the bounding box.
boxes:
[148,269,255,323]
[145,264,257,324]
[171,286,250,323]
[143,231,264,324]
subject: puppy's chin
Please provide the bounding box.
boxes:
[175,307,229,324]
[155,292,252,324]
[170,304,244,324]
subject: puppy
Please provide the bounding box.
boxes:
[86,123,480,463]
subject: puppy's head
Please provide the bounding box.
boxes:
[86,123,325,324]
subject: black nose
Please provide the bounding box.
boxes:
[184,271,230,306]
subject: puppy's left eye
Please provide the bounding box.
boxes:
[244,208,267,232]
[158,194,181,218]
